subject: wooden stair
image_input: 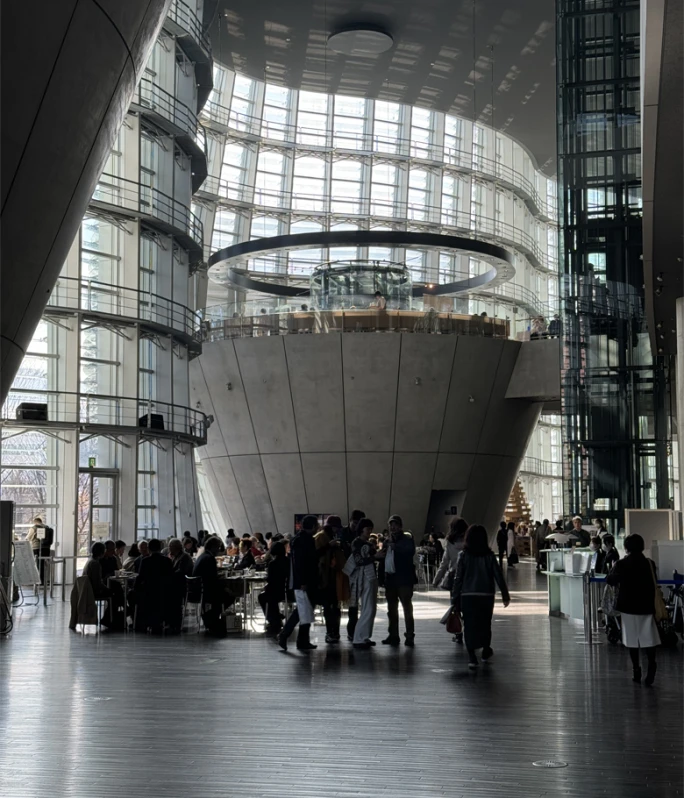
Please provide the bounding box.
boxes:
[505,477,532,525]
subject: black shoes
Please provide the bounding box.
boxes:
[325,634,340,644]
[277,633,288,651]
[644,663,657,687]
[296,642,318,650]
[452,633,463,644]
[482,647,494,662]
[404,636,415,647]
[382,636,401,646]
[632,666,642,683]
[353,641,372,650]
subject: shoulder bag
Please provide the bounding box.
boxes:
[650,560,668,622]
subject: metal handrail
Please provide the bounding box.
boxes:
[520,456,562,477]
[47,276,202,341]
[200,104,556,219]
[135,78,201,143]
[201,180,555,272]
[2,389,207,443]
[167,0,211,57]
[199,308,513,341]
[93,173,203,249]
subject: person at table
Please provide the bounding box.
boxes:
[168,537,194,632]
[192,536,236,637]
[183,536,198,557]
[122,543,140,572]
[225,528,236,547]
[278,515,319,651]
[100,540,119,581]
[605,533,660,685]
[134,537,173,634]
[226,537,240,557]
[234,539,256,571]
[114,540,126,569]
[371,291,387,310]
[258,541,288,635]
[183,530,199,552]
[132,540,150,573]
[252,532,267,553]
[82,541,112,600]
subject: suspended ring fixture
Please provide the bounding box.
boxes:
[208,230,515,298]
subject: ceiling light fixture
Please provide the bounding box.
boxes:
[327,27,394,56]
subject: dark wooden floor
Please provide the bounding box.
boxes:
[1,561,682,798]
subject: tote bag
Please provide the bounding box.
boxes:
[294,589,315,625]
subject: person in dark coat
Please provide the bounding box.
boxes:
[192,537,237,637]
[234,539,256,571]
[258,541,288,634]
[606,534,660,685]
[168,538,193,632]
[496,521,508,569]
[379,515,417,647]
[278,515,319,651]
[134,538,173,633]
[342,509,365,639]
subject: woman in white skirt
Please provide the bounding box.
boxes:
[606,534,660,685]
[348,519,383,650]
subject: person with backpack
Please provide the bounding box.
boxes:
[451,524,511,670]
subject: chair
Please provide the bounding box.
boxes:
[183,575,203,633]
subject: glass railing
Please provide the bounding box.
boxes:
[47,276,202,341]
[92,173,203,250]
[134,78,202,144]
[520,456,562,477]
[199,306,515,340]
[2,389,207,443]
[203,182,555,272]
[167,0,211,59]
[199,104,555,219]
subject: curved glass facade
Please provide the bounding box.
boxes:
[196,66,559,328]
[1,1,211,565]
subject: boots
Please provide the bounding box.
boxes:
[644,661,657,687]
[296,623,317,650]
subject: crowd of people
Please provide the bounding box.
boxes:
[69,511,665,683]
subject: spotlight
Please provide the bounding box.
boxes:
[655,286,663,296]
[656,272,664,282]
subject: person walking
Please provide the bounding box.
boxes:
[451,524,511,669]
[380,515,417,647]
[496,521,507,569]
[342,509,365,640]
[506,521,519,567]
[278,515,319,652]
[434,516,468,643]
[348,518,382,650]
[314,522,343,643]
[605,534,661,685]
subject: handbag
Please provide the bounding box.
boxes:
[445,609,462,634]
[439,568,455,591]
[600,584,619,617]
[342,556,357,577]
[650,560,668,622]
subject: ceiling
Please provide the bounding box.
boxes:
[208,0,557,173]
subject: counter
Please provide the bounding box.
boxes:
[543,548,595,622]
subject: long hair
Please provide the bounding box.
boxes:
[462,524,491,557]
[447,516,469,544]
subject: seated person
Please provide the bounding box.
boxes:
[114,540,127,569]
[226,537,240,557]
[133,540,150,573]
[258,541,288,634]
[122,543,140,572]
[100,539,119,581]
[234,539,256,571]
[182,530,199,555]
[192,536,237,637]
[167,538,193,632]
[82,542,112,600]
[134,537,173,634]
[183,537,198,557]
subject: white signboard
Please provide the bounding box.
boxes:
[91,522,111,540]
[13,540,41,586]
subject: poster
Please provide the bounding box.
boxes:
[13,540,40,586]
[91,522,111,540]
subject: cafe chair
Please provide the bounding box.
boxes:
[183,575,203,633]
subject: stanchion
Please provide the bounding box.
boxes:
[583,571,592,644]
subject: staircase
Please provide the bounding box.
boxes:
[505,478,532,525]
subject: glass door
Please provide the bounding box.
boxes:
[77,470,118,564]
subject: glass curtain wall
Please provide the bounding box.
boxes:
[1,0,211,566]
[557,0,672,531]
[192,65,564,529]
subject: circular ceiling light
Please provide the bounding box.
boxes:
[327,28,393,56]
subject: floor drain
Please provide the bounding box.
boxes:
[533,760,568,769]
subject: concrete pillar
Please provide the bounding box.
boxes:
[677,298,684,514]
[1,0,171,402]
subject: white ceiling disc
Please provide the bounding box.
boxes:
[327,29,394,56]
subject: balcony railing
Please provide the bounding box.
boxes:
[47,276,202,342]
[200,104,556,220]
[2,389,207,444]
[92,173,203,253]
[520,456,562,478]
[134,78,202,145]
[166,0,211,60]
[199,306,516,341]
[202,180,555,272]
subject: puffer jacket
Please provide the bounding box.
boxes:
[433,539,464,587]
[451,550,510,603]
